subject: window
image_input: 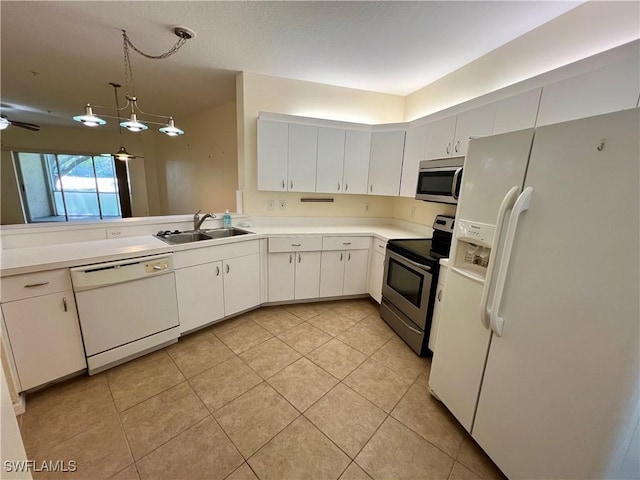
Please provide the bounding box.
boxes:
[14,152,130,223]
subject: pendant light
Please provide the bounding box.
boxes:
[73,28,193,136]
[110,83,135,162]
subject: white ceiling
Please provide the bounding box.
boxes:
[1,1,582,129]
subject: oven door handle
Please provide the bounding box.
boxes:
[479,185,519,330]
[451,167,463,200]
[394,254,432,273]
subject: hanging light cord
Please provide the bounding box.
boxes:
[122,29,188,116]
[111,83,126,147]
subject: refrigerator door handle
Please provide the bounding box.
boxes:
[479,186,520,329]
[489,187,534,337]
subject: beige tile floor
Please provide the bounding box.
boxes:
[19,298,507,480]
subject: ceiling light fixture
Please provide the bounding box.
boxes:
[110,82,135,162]
[73,27,193,136]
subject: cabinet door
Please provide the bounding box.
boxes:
[424,115,457,160]
[368,130,406,196]
[316,127,345,193]
[175,262,224,334]
[343,129,372,194]
[493,88,542,135]
[288,123,317,192]
[257,119,288,191]
[2,292,86,390]
[453,103,496,157]
[400,124,428,197]
[268,253,295,302]
[319,251,345,298]
[223,254,260,316]
[294,251,321,300]
[343,249,369,296]
[367,251,385,303]
[536,58,640,127]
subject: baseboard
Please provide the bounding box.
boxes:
[13,392,25,415]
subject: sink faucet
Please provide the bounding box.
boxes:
[193,210,216,231]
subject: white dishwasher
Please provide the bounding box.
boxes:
[71,253,180,374]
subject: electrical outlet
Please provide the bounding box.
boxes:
[279,200,286,210]
[267,199,274,211]
[365,202,370,212]
[410,206,416,218]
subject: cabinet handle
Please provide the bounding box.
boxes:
[345,183,348,192]
[216,266,220,276]
[291,243,301,247]
[282,179,285,189]
[437,289,442,302]
[226,264,230,274]
[24,281,49,288]
[337,182,340,191]
[347,252,351,261]
[62,297,68,312]
[378,244,385,249]
[289,254,292,264]
[369,185,373,192]
[298,254,301,263]
[446,142,451,155]
[342,242,351,245]
[290,180,293,189]
[340,253,343,261]
[454,140,460,153]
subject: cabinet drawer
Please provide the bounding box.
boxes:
[372,238,387,255]
[1,269,72,302]
[269,236,322,253]
[322,236,371,251]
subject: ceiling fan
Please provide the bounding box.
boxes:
[0,114,41,132]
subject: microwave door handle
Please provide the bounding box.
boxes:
[451,167,463,200]
[489,187,533,337]
[479,186,520,330]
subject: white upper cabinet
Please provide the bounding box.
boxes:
[288,123,318,192]
[537,58,640,127]
[343,130,372,195]
[453,103,496,156]
[316,127,346,194]
[424,104,496,160]
[368,129,406,196]
[400,124,428,197]
[424,115,457,160]
[257,119,288,191]
[493,88,542,135]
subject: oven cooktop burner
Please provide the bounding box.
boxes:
[386,238,448,266]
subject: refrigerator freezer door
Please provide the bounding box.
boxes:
[456,129,533,226]
[472,108,640,479]
[428,269,489,431]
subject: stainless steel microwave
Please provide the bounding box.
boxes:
[415,158,464,204]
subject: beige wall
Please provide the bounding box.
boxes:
[153,101,238,215]
[0,125,153,222]
[404,1,640,121]
[237,72,404,218]
[0,151,25,225]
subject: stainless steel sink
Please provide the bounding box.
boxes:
[155,228,252,245]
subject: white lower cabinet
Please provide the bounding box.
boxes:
[268,252,321,302]
[367,239,387,303]
[174,241,261,332]
[223,254,261,316]
[175,262,225,334]
[320,249,369,298]
[2,291,86,391]
[427,261,449,353]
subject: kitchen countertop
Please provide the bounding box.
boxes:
[0,224,427,277]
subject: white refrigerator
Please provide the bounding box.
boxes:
[429,108,639,479]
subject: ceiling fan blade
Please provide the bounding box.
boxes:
[11,120,41,131]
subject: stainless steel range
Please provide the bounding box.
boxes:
[381,215,454,356]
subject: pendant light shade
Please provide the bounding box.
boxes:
[159,118,184,136]
[113,146,134,162]
[73,105,106,127]
[120,113,148,132]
